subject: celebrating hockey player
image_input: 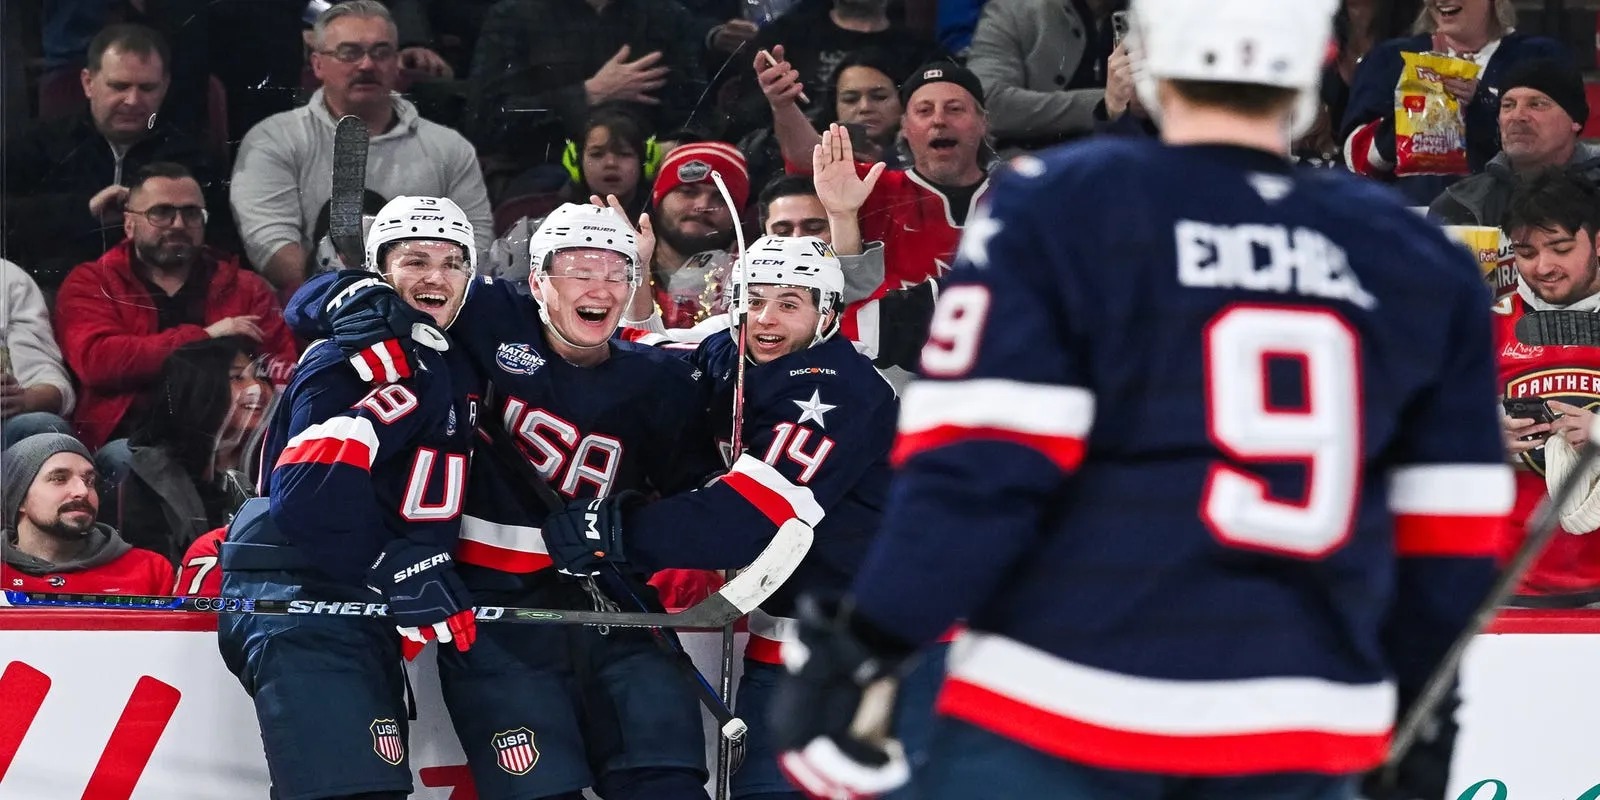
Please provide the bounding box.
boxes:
[766,1,1517,799]
[292,202,724,800]
[217,195,480,800]
[536,234,946,800]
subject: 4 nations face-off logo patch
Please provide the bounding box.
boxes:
[370,719,405,765]
[492,727,540,775]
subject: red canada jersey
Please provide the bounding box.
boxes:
[2,547,175,594]
[175,528,226,595]
[786,160,990,345]
[1495,298,1600,595]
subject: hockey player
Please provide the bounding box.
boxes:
[765,1,1516,799]
[216,195,481,800]
[292,202,722,800]
[537,234,949,800]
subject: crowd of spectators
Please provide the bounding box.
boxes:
[3,0,1600,607]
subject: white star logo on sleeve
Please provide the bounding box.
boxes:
[792,389,837,428]
[958,211,1002,270]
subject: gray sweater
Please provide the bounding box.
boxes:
[230,89,494,271]
[1429,142,1600,228]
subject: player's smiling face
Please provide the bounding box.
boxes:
[383,240,470,327]
[1511,224,1600,306]
[535,248,636,348]
[744,284,828,364]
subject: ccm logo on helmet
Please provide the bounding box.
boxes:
[410,214,446,221]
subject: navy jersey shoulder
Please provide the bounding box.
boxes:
[254,339,475,585]
[854,137,1509,701]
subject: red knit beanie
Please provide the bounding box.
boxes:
[651,141,750,210]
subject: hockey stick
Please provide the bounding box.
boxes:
[0,561,803,627]
[1513,310,1600,347]
[710,169,751,800]
[1384,433,1600,766]
[475,385,755,756]
[330,115,370,269]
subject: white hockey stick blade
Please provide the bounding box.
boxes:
[719,519,814,615]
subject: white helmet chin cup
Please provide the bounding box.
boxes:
[364,195,478,327]
[527,203,641,284]
[1127,0,1337,139]
[730,234,846,347]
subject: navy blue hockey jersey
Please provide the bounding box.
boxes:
[283,273,718,582]
[443,278,720,577]
[625,330,898,662]
[851,141,1514,776]
[236,337,478,587]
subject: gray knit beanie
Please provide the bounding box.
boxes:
[4,433,94,527]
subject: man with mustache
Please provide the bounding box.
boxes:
[231,0,493,298]
[54,162,299,509]
[0,433,173,594]
[1431,58,1600,226]
[633,141,751,329]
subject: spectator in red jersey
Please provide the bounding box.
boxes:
[1495,170,1600,606]
[174,526,224,596]
[762,55,992,297]
[0,433,173,594]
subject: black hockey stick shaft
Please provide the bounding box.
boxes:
[0,589,740,628]
[330,115,369,269]
[477,386,747,739]
[1385,439,1600,766]
[710,170,749,800]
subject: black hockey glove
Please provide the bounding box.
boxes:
[539,492,646,577]
[1359,685,1460,800]
[324,270,449,384]
[367,540,477,660]
[771,593,916,800]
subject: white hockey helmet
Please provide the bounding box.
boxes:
[1126,0,1337,139]
[527,203,641,285]
[730,234,845,346]
[365,195,477,275]
[363,195,477,327]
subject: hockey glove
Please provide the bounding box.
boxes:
[324,271,449,384]
[539,492,646,577]
[772,593,916,800]
[367,540,477,660]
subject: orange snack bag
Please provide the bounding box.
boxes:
[1394,52,1481,176]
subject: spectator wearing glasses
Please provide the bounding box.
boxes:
[230,0,492,298]
[54,162,298,500]
[2,22,227,289]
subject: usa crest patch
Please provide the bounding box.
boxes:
[491,727,540,775]
[370,719,404,765]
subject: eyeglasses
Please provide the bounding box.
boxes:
[125,204,208,227]
[318,43,399,64]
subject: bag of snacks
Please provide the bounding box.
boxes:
[1394,52,1481,176]
[1442,225,1517,302]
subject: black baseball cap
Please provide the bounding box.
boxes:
[899,61,986,110]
